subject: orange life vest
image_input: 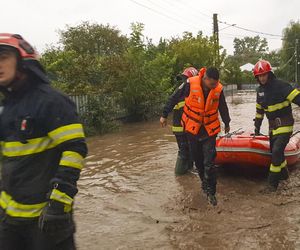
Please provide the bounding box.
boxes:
[181,69,223,136]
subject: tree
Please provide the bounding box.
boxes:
[168,31,224,78]
[60,22,128,56]
[233,36,269,64]
[117,23,175,121]
[265,50,281,68]
[279,21,300,82]
[222,56,243,88]
[41,22,129,94]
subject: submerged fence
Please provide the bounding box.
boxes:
[223,84,237,96]
[240,83,259,90]
[69,94,126,119]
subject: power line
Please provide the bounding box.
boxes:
[152,0,283,38]
[128,0,200,31]
[161,0,213,26]
[218,20,282,38]
[174,2,212,19]
[219,24,236,31]
[143,0,206,31]
[129,0,283,40]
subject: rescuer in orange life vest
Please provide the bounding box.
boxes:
[163,67,230,206]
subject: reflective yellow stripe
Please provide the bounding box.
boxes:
[0,191,46,218]
[60,151,84,170]
[2,137,54,157]
[272,126,293,136]
[287,89,300,102]
[255,113,264,119]
[270,164,281,173]
[281,160,287,169]
[50,189,73,206]
[256,103,263,109]
[264,100,290,112]
[270,160,287,173]
[2,124,85,157]
[172,126,184,132]
[49,124,85,146]
[0,191,10,209]
[174,101,185,110]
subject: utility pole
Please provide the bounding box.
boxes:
[296,39,299,86]
[213,13,220,67]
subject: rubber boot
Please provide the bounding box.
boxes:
[188,161,199,175]
[260,172,280,193]
[205,165,217,206]
[207,194,217,206]
[280,167,289,181]
[268,172,280,190]
[198,170,208,194]
[174,155,189,176]
[207,183,217,206]
[201,179,208,195]
[188,160,193,170]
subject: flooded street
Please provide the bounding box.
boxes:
[75,91,300,250]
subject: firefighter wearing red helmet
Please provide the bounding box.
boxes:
[160,67,231,206]
[0,34,87,249]
[253,59,300,192]
[160,67,198,176]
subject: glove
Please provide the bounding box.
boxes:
[160,117,167,127]
[225,126,230,134]
[38,200,74,233]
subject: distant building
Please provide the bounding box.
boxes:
[240,63,255,72]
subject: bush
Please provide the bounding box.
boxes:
[80,95,120,136]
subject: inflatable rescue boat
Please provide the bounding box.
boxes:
[216,130,300,167]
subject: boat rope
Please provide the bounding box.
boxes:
[291,130,300,138]
[219,128,243,138]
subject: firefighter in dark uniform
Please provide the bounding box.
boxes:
[160,67,198,175]
[253,60,300,192]
[0,34,88,250]
[164,67,230,206]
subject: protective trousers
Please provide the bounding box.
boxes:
[174,133,193,175]
[187,134,217,195]
[0,213,76,250]
[268,133,291,188]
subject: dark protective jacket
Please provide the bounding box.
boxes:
[254,77,300,136]
[0,75,88,220]
[162,79,187,134]
[162,80,230,138]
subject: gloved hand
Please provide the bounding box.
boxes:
[160,117,167,127]
[225,126,230,134]
[38,200,73,233]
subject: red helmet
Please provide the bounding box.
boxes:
[0,33,38,60]
[182,67,198,78]
[253,60,272,77]
[0,33,48,83]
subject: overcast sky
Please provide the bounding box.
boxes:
[1,0,299,55]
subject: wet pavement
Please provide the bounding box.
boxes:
[75,91,300,250]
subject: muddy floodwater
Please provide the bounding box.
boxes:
[75,91,300,250]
